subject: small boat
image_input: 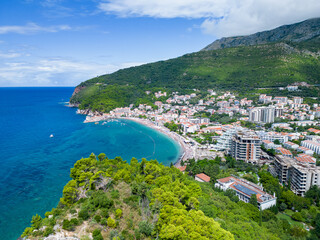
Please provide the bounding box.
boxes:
[50,134,54,138]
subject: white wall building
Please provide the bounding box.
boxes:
[215,176,277,210]
[301,140,320,155]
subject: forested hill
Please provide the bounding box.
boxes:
[202,18,320,51]
[21,154,309,240]
[70,18,320,113]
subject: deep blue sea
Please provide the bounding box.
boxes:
[0,87,181,240]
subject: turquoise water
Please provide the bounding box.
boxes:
[0,87,181,240]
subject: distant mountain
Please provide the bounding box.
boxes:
[202,18,320,51]
[70,18,320,113]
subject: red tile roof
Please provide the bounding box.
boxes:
[195,173,211,182]
[295,154,316,164]
[177,166,186,172]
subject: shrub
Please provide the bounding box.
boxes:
[134,228,141,240]
[138,221,153,236]
[92,229,103,240]
[70,218,80,226]
[92,191,114,209]
[62,220,73,231]
[101,208,109,218]
[78,209,90,220]
[115,209,122,219]
[70,209,77,214]
[107,217,117,228]
[292,212,303,222]
[100,218,107,225]
[94,215,101,223]
[111,190,120,199]
[43,226,54,237]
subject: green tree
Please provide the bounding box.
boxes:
[291,212,303,222]
[107,217,116,228]
[249,194,258,208]
[98,153,106,161]
[31,214,42,229]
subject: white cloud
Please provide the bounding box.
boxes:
[98,0,320,37]
[0,22,71,34]
[0,52,21,58]
[0,58,144,86]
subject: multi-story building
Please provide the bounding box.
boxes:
[249,107,275,123]
[215,176,277,210]
[290,164,320,196]
[231,131,261,163]
[256,131,288,143]
[272,155,320,196]
[215,127,242,152]
[274,96,288,104]
[273,155,295,184]
[301,140,320,155]
[293,97,303,105]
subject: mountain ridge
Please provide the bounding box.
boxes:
[202,18,320,51]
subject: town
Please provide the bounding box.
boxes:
[81,84,320,202]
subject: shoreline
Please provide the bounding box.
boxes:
[122,117,191,167]
[81,113,195,166]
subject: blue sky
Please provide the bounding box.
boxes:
[0,0,319,87]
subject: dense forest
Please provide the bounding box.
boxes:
[22,154,320,239]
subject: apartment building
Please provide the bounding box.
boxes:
[291,164,320,196]
[249,107,275,123]
[272,155,320,196]
[301,140,320,155]
[231,131,261,163]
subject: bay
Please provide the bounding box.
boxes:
[0,87,181,240]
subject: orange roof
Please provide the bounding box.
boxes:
[177,166,186,172]
[276,147,292,156]
[295,154,316,164]
[195,173,211,182]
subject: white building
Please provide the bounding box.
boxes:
[195,173,210,183]
[301,140,320,155]
[249,107,275,123]
[256,131,288,143]
[215,176,277,210]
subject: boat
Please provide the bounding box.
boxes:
[50,134,54,138]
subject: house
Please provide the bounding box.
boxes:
[195,173,211,183]
[283,141,299,150]
[176,166,186,173]
[297,146,314,156]
[215,176,277,210]
[262,140,274,149]
[276,147,293,158]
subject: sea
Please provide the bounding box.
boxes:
[0,87,181,240]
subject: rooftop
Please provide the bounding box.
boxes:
[195,173,211,182]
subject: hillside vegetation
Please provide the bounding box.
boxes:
[21,154,302,240]
[70,18,320,113]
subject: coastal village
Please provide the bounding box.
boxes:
[79,84,320,203]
